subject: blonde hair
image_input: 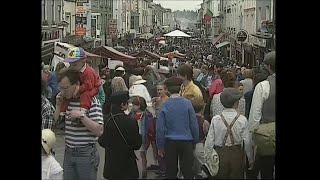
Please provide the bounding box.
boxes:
[111,77,128,94]
[243,69,253,79]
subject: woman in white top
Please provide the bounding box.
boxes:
[210,70,245,119]
[42,129,63,180]
[239,69,253,95]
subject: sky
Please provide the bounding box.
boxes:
[153,0,202,11]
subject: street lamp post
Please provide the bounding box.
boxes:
[236,29,248,65]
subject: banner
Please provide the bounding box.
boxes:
[108,59,124,69]
[75,1,89,37]
[53,42,75,58]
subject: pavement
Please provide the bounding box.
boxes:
[54,129,161,179]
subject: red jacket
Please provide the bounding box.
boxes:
[79,64,101,93]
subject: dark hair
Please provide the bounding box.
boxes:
[193,102,205,113]
[216,63,223,69]
[132,96,147,111]
[164,77,183,94]
[177,64,193,80]
[220,70,236,88]
[55,62,66,72]
[57,68,80,85]
[253,72,268,88]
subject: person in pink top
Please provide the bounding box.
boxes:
[208,63,224,97]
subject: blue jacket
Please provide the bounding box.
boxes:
[47,72,59,97]
[156,96,199,150]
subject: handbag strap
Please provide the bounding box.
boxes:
[110,113,129,147]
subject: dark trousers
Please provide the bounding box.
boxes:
[215,145,244,179]
[254,155,275,179]
[165,140,194,179]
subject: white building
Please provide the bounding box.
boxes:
[163,9,174,31]
[223,0,243,38]
[63,0,76,36]
[138,0,151,33]
[208,0,222,37]
[146,1,153,32]
[41,0,64,45]
[113,0,124,37]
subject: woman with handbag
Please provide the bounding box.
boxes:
[98,91,142,180]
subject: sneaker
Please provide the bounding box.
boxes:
[142,170,147,178]
[155,173,166,179]
[155,170,165,175]
[146,165,159,171]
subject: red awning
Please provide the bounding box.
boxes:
[84,51,101,58]
[133,50,161,60]
[212,33,226,45]
[92,46,137,67]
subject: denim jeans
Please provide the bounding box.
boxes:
[63,144,100,180]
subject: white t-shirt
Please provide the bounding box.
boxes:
[42,155,63,180]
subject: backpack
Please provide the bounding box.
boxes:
[253,122,275,156]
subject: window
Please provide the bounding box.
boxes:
[42,0,46,21]
[66,14,71,33]
[266,6,270,21]
[58,5,61,22]
[52,0,55,23]
[131,15,134,29]
[92,16,96,37]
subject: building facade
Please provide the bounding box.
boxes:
[63,0,76,37]
[202,0,273,66]
[42,0,65,45]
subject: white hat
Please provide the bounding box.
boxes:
[133,75,147,85]
[116,66,125,71]
[158,66,170,74]
[42,129,56,155]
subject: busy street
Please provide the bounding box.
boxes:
[41,0,275,179]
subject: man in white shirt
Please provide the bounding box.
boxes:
[204,88,253,179]
[248,51,275,179]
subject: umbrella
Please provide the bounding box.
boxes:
[164,30,191,38]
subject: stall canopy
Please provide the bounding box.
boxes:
[133,50,161,60]
[164,30,191,38]
[215,41,230,48]
[212,33,226,45]
[92,46,137,67]
[163,51,186,59]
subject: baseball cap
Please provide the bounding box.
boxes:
[64,47,87,63]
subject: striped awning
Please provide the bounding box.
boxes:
[215,41,230,48]
[212,33,226,45]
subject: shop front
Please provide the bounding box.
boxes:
[243,43,254,67]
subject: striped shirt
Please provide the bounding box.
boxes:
[65,97,104,147]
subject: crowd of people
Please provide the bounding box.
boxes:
[41,40,275,179]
